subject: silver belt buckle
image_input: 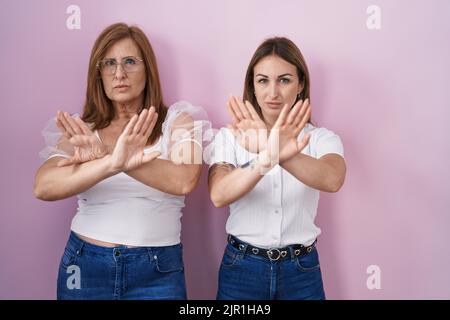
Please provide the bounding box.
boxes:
[267,248,281,261]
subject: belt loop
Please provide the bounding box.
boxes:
[147,248,155,262]
[289,246,296,261]
[76,240,85,256]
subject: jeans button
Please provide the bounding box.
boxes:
[114,250,120,257]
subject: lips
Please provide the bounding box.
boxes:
[265,102,283,108]
[114,85,129,89]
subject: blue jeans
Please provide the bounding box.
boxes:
[217,239,326,300]
[57,232,187,300]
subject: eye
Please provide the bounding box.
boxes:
[257,78,268,84]
[124,57,137,65]
[103,59,116,67]
[279,78,291,84]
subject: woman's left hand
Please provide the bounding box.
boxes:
[267,99,312,164]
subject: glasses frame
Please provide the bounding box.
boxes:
[96,56,144,76]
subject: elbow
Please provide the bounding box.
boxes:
[179,182,196,195]
[210,190,227,208]
[33,181,60,201]
[33,184,52,201]
[327,176,345,193]
[178,174,200,195]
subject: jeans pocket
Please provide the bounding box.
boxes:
[154,245,184,273]
[59,247,78,269]
[295,249,320,272]
[221,247,239,268]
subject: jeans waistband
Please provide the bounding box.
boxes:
[67,231,181,257]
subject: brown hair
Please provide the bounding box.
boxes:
[81,22,167,144]
[243,37,313,125]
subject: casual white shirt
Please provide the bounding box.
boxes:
[206,123,344,248]
[41,101,210,247]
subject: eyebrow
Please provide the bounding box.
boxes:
[255,73,294,78]
[103,55,136,60]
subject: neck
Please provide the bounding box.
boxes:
[112,99,143,122]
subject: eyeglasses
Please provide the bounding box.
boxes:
[97,56,144,75]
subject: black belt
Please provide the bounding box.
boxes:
[227,235,316,261]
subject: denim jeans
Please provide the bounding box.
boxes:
[217,239,326,300]
[57,232,187,300]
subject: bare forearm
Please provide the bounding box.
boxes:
[209,158,271,208]
[281,153,343,192]
[34,155,118,201]
[125,159,201,196]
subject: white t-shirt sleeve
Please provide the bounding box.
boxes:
[310,127,344,159]
[204,127,237,167]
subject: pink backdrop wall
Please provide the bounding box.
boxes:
[1,0,449,299]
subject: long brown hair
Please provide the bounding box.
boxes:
[243,37,313,125]
[81,22,167,144]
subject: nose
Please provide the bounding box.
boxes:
[114,63,127,79]
[268,82,280,98]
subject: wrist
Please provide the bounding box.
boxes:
[103,154,123,176]
[255,150,277,174]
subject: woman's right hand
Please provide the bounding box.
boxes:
[109,107,161,172]
[56,111,109,167]
[226,96,268,153]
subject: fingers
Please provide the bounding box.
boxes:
[228,96,245,121]
[56,157,75,167]
[293,99,310,128]
[226,99,240,124]
[143,107,158,138]
[132,108,148,134]
[56,111,76,138]
[286,99,303,125]
[122,114,139,136]
[244,100,260,121]
[273,103,290,128]
[63,112,84,136]
[74,116,93,135]
[235,97,253,120]
[296,102,311,130]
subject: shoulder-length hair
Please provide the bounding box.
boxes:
[243,37,314,125]
[81,22,167,144]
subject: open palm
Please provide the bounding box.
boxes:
[267,99,312,164]
[109,108,161,172]
[227,96,267,153]
[55,111,108,167]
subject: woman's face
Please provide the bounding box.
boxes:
[253,55,303,121]
[100,38,146,106]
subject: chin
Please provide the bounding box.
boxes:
[111,94,137,104]
[262,107,282,115]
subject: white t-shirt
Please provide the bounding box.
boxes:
[205,123,344,248]
[40,101,210,247]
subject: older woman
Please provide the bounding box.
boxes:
[207,37,346,300]
[34,23,209,300]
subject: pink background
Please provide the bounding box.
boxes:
[1,0,449,299]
